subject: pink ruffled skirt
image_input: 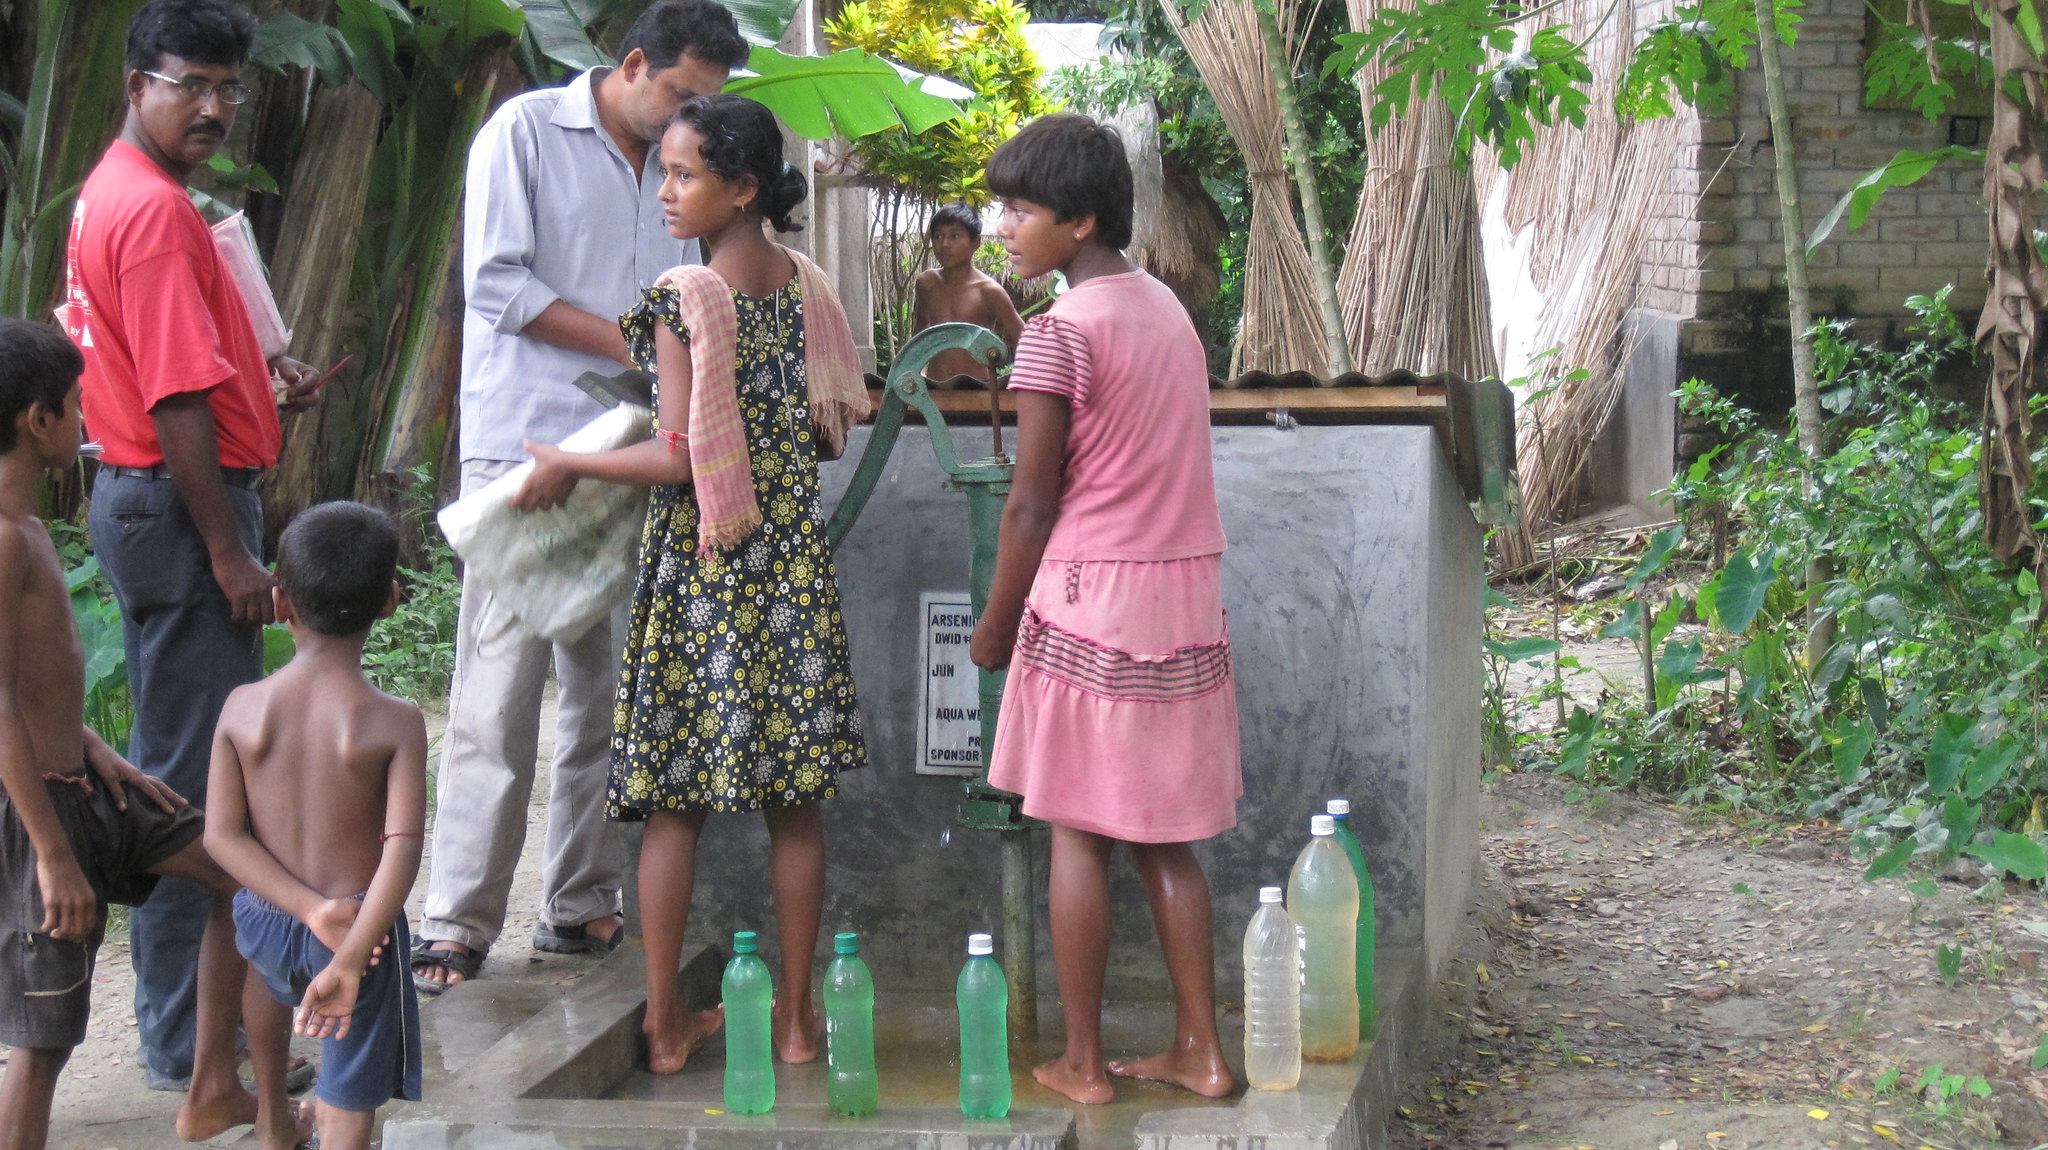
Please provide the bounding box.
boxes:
[987,555,1242,843]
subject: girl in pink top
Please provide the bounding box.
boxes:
[970,113,1241,1106]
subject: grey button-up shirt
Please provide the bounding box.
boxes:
[458,67,700,463]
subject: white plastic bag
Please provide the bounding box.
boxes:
[437,404,654,645]
[209,212,291,359]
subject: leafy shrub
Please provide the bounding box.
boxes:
[1523,288,2048,874]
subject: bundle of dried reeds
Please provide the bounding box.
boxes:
[1337,0,1497,379]
[1493,0,1692,564]
[1163,0,1329,376]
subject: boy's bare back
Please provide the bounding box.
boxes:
[0,515,87,778]
[212,661,425,899]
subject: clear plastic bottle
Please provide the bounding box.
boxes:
[1327,798,1377,1036]
[1242,885,1302,1090]
[721,930,776,1114]
[956,932,1011,1119]
[824,931,879,1117]
[1289,813,1360,1061]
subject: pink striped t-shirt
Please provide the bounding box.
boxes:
[1007,270,1225,562]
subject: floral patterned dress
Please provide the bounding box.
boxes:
[607,278,867,818]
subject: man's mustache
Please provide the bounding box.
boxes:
[187,120,226,138]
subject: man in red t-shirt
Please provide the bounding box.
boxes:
[59,0,319,1094]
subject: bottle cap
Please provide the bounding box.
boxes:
[967,932,994,956]
[1259,886,1283,903]
[1327,798,1352,817]
[1310,814,1335,836]
[834,931,860,955]
[733,930,758,953]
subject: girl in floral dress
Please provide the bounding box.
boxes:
[516,94,869,1076]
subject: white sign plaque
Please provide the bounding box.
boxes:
[917,591,983,776]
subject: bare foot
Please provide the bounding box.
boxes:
[1107,1048,1235,1098]
[773,997,824,1064]
[1033,1055,1116,1105]
[413,940,476,989]
[646,1005,725,1074]
[175,1081,258,1141]
[254,1099,315,1150]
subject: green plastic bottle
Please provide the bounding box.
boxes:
[1328,798,1377,1035]
[722,931,775,1115]
[824,931,879,1117]
[957,932,1011,1119]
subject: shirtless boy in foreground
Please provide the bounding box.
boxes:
[912,201,1024,388]
[205,501,427,1150]
[0,318,256,1150]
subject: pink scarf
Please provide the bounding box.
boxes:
[659,247,869,554]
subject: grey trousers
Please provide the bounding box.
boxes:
[89,469,264,1080]
[418,459,627,953]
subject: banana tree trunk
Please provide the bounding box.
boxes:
[359,47,520,501]
[264,82,383,532]
[0,0,140,320]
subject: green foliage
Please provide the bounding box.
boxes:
[1862,10,1988,119]
[824,0,1056,203]
[728,46,964,140]
[67,554,131,751]
[1328,0,1593,166]
[362,468,462,704]
[1511,289,2048,878]
[1806,147,1985,254]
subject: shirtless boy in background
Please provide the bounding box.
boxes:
[912,201,1024,388]
[205,501,427,1150]
[0,317,254,1150]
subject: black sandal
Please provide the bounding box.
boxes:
[532,916,624,956]
[409,940,484,996]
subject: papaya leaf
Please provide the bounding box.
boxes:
[1966,831,2048,881]
[1807,147,1983,254]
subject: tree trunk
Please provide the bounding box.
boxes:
[263,82,383,540]
[1976,0,2048,586]
[1752,0,1837,663]
[1257,0,1351,377]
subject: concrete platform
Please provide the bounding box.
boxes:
[383,936,1428,1150]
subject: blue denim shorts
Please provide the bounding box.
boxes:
[232,890,422,1112]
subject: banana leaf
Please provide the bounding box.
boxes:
[728,46,961,140]
[727,0,805,45]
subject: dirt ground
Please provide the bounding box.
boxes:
[1392,771,2048,1150]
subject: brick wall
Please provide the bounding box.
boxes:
[1662,0,1990,323]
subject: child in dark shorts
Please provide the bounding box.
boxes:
[205,501,428,1150]
[0,318,257,1149]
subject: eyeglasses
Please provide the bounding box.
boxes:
[142,71,254,106]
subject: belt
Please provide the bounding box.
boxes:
[103,463,265,490]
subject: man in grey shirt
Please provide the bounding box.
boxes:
[413,0,748,992]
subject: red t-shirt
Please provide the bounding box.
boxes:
[60,139,279,470]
